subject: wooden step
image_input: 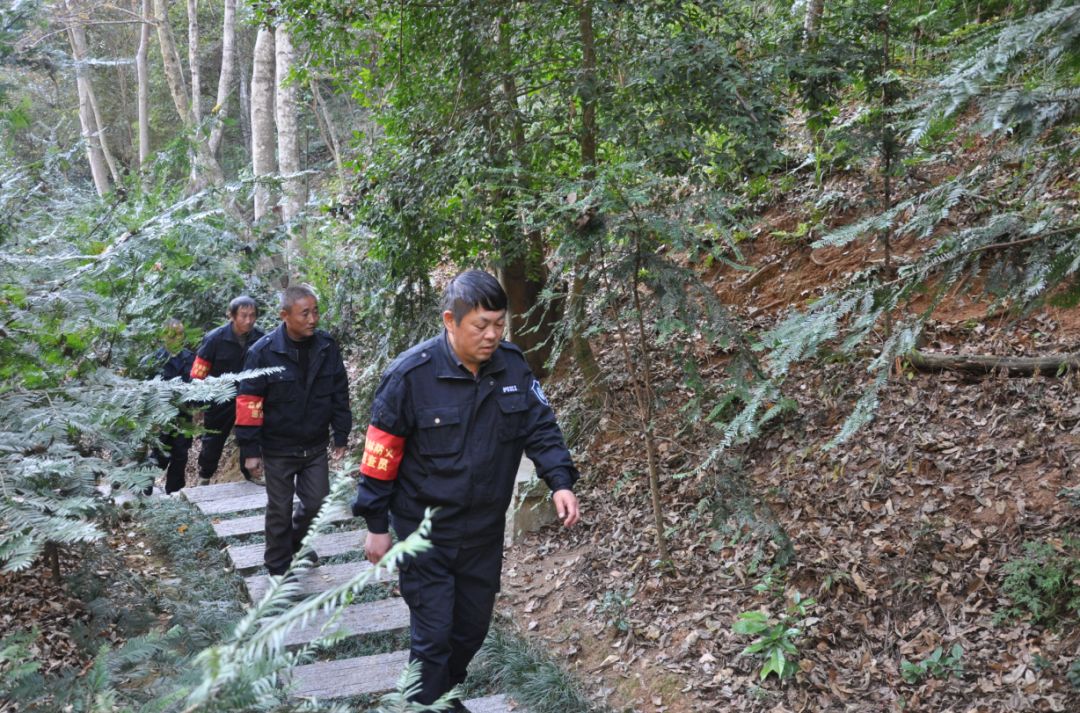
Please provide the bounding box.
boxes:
[183,480,266,503]
[288,649,409,698]
[227,528,368,571]
[210,503,352,538]
[245,560,388,602]
[275,597,410,647]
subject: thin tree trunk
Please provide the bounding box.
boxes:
[276,26,304,258]
[238,36,252,152]
[186,0,201,124]
[803,0,824,48]
[208,0,236,156]
[909,350,1080,377]
[64,0,111,196]
[86,77,122,183]
[135,0,151,168]
[496,11,558,377]
[154,0,223,187]
[251,25,276,222]
[570,0,604,394]
[311,79,344,186]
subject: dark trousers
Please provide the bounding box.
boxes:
[263,450,329,575]
[398,538,503,705]
[153,431,192,494]
[197,406,252,481]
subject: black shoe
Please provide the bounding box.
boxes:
[450,699,471,713]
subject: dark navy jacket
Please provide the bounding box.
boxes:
[351,332,579,546]
[234,324,352,459]
[144,347,195,383]
[191,322,266,380]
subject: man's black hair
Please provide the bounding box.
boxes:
[440,270,507,324]
[228,295,258,316]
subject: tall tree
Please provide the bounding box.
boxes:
[275,25,304,259]
[63,0,112,195]
[153,0,223,187]
[186,0,200,123]
[207,0,236,157]
[250,24,275,221]
[135,0,151,168]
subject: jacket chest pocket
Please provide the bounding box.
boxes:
[267,372,297,402]
[496,394,528,441]
[416,406,464,456]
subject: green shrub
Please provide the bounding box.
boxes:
[901,644,964,684]
[998,537,1080,627]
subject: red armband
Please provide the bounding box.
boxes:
[236,394,264,426]
[359,425,405,481]
[191,356,211,380]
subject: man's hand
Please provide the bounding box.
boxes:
[244,457,264,478]
[331,446,347,460]
[365,532,392,565]
[552,489,580,527]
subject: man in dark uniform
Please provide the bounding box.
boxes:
[352,270,581,711]
[190,295,265,485]
[235,285,352,577]
[142,318,196,494]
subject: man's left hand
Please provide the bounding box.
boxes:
[331,446,347,460]
[552,489,580,527]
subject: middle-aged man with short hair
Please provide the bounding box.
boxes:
[352,269,581,711]
[190,295,265,485]
[236,285,352,577]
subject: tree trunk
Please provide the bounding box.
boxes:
[208,0,236,156]
[311,79,344,187]
[570,0,604,394]
[136,0,151,168]
[803,0,824,48]
[64,0,111,196]
[276,26,304,259]
[154,0,223,188]
[909,350,1080,377]
[251,25,276,222]
[86,74,123,184]
[496,12,558,377]
[186,0,201,124]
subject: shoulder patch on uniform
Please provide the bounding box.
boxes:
[530,378,549,406]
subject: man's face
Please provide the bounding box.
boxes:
[443,307,506,373]
[281,296,320,340]
[230,306,257,337]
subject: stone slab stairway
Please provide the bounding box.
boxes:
[186,480,515,711]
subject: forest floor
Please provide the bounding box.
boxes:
[498,184,1080,709]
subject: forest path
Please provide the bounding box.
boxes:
[186,480,514,711]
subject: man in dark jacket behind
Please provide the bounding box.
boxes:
[143,318,196,494]
[236,284,352,577]
[190,295,265,485]
[351,270,581,711]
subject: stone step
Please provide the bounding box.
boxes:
[275,597,409,647]
[192,490,269,515]
[288,651,516,711]
[227,528,367,572]
[288,649,409,698]
[245,560,388,602]
[210,503,352,539]
[183,479,266,503]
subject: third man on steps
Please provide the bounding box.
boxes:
[351,270,581,711]
[190,295,265,485]
[236,285,352,577]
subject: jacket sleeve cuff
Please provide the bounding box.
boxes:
[333,432,349,448]
[362,514,389,535]
[544,468,575,493]
[240,444,262,460]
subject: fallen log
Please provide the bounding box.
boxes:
[908,349,1080,377]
